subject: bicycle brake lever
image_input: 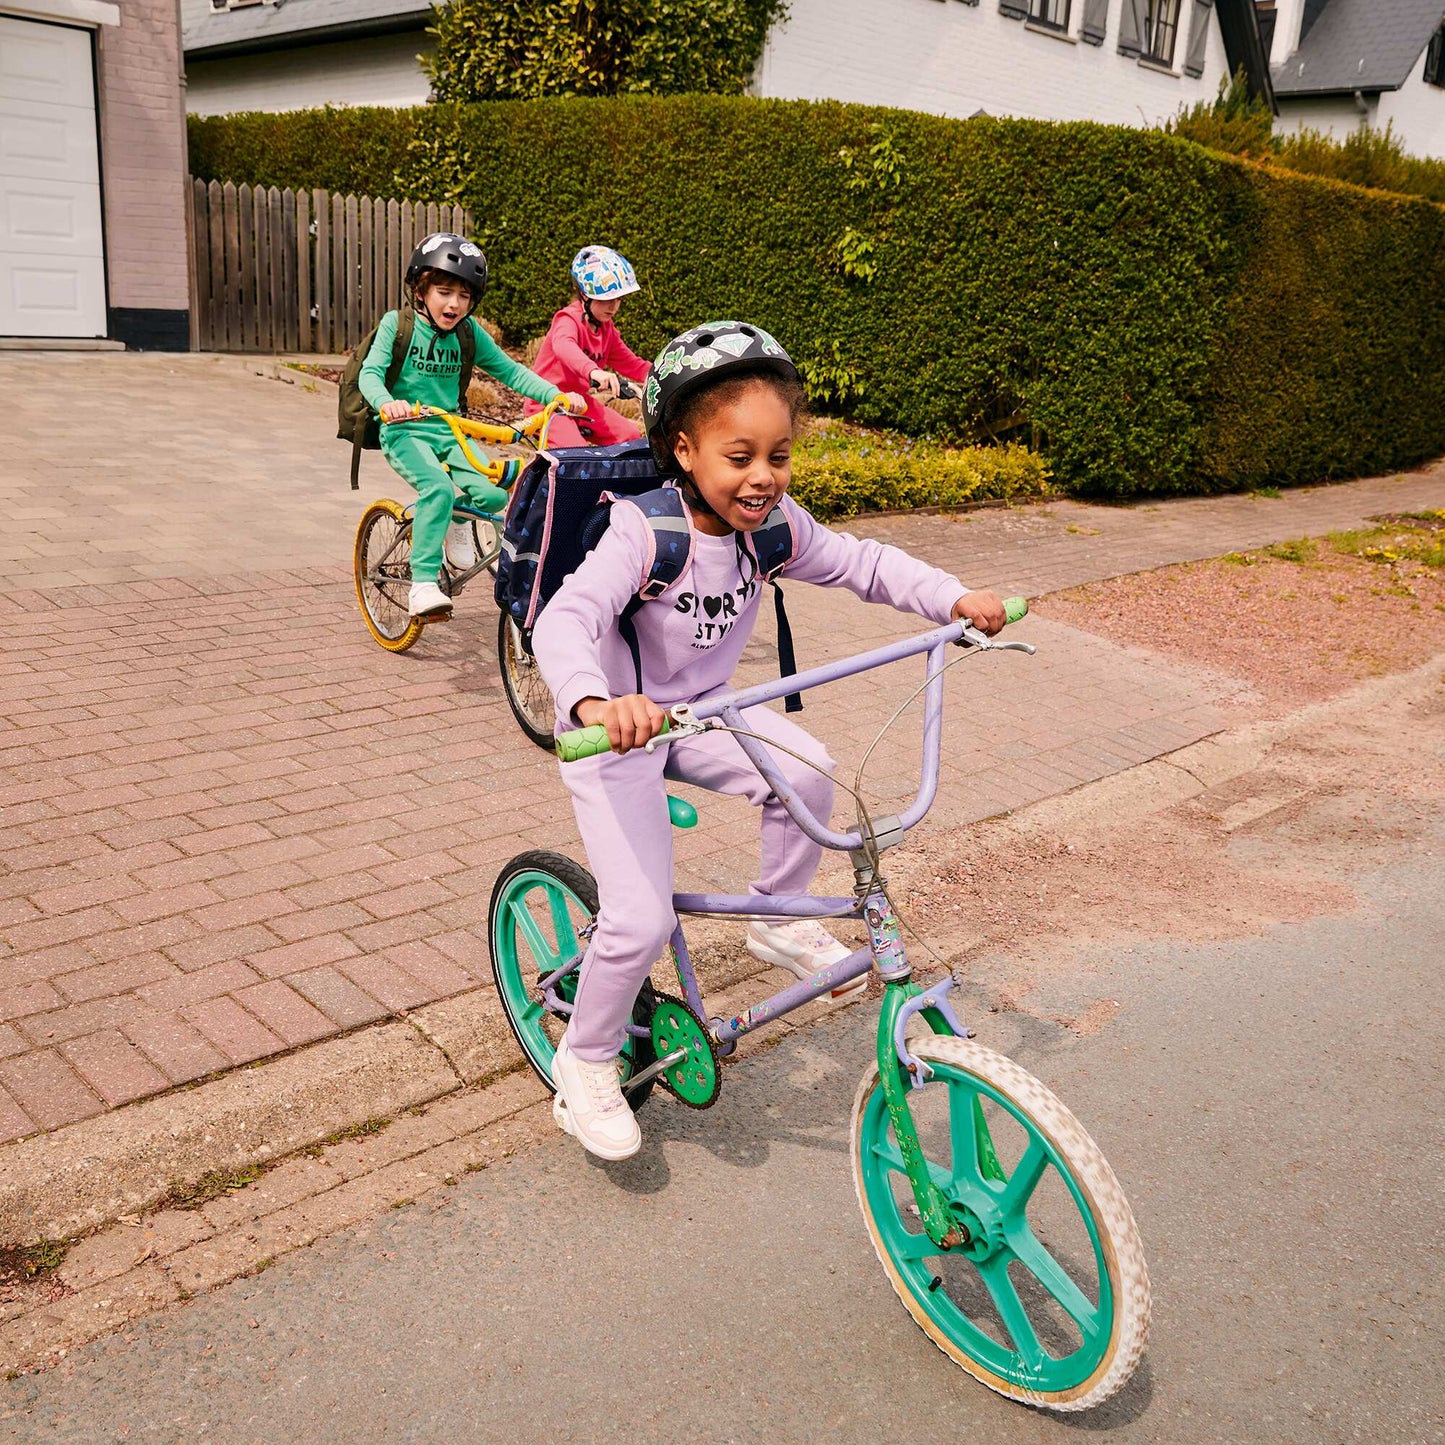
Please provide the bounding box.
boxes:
[954,624,1036,656]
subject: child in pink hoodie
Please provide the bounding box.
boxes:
[528,245,650,449]
[532,321,1007,1161]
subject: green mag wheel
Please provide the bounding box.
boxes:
[488,851,655,1106]
[851,1035,1149,1412]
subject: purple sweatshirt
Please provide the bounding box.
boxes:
[533,494,969,725]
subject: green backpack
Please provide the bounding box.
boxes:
[336,307,477,490]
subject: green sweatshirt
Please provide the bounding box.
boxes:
[358,310,562,413]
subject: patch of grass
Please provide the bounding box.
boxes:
[390,1197,414,1211]
[0,1239,69,1284]
[1328,520,1445,571]
[305,1115,393,1156]
[1251,486,1283,499]
[1221,551,1259,566]
[159,1165,265,1212]
[1263,537,1318,564]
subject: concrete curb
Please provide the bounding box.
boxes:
[5,657,1440,1249]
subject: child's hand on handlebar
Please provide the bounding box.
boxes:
[574,694,666,755]
[952,590,1007,636]
[380,400,415,422]
[563,391,589,416]
[589,369,621,400]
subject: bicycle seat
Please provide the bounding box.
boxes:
[667,795,698,829]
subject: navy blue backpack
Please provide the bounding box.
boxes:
[494,439,803,709]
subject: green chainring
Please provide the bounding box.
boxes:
[650,994,720,1108]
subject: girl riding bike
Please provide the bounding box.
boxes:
[530,321,1006,1161]
[526,245,651,449]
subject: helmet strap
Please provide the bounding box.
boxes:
[676,469,723,523]
[580,294,600,330]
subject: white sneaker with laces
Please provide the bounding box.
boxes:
[444,519,478,572]
[746,918,868,1002]
[551,1034,641,1160]
[407,580,453,618]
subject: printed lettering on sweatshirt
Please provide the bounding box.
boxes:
[673,576,759,648]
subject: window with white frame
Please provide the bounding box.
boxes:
[1143,0,1182,64]
[1028,0,1071,30]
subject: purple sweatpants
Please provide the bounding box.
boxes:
[560,705,835,1062]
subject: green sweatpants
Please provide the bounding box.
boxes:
[380,422,509,583]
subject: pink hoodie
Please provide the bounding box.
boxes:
[532,299,650,396]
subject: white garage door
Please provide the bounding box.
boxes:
[0,16,106,338]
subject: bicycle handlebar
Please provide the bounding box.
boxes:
[553,597,1031,766]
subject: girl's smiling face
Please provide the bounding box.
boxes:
[671,380,795,537]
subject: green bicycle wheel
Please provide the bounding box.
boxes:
[488,851,654,1105]
[851,1035,1149,1411]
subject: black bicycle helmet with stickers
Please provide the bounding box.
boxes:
[404,232,489,312]
[641,321,798,473]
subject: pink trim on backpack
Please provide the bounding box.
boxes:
[521,452,564,631]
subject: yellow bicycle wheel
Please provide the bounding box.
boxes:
[354,498,426,653]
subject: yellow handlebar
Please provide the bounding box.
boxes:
[378,395,570,481]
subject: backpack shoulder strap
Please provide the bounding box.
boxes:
[618,486,694,601]
[611,486,694,694]
[457,317,477,414]
[384,309,413,394]
[742,502,796,581]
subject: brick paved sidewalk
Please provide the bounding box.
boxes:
[2,354,1441,1143]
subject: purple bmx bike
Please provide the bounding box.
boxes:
[487,603,1150,1411]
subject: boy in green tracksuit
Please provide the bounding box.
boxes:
[359,231,586,619]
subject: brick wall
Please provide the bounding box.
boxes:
[754,0,1229,127]
[96,0,189,313]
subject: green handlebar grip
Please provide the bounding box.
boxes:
[555,716,672,763]
[1003,596,1029,625]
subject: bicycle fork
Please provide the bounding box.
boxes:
[863,886,1003,1253]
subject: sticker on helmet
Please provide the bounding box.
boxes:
[458,241,482,257]
[421,234,452,254]
[709,333,752,359]
[644,374,661,413]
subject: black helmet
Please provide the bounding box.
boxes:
[642,321,798,471]
[405,232,488,309]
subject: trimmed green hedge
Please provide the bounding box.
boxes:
[791,429,1049,520]
[187,98,1445,496]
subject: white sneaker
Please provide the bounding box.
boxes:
[444,519,477,572]
[746,919,867,1002]
[407,581,453,618]
[550,1035,641,1161]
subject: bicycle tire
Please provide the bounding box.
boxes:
[851,1034,1149,1411]
[489,850,655,1107]
[354,499,424,653]
[497,612,555,751]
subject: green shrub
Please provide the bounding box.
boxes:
[426,0,786,102]
[791,428,1050,520]
[1169,70,1445,206]
[187,97,1445,498]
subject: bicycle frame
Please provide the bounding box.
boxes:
[540,614,1034,1242]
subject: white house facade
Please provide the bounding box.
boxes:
[753,0,1274,127]
[183,0,432,117]
[1268,0,1445,158]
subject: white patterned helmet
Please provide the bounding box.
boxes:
[570,245,640,301]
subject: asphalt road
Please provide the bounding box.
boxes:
[3,848,1440,1444]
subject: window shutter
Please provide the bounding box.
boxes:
[1117,0,1144,55]
[1080,0,1108,44]
[999,0,1028,18]
[1183,0,1213,75]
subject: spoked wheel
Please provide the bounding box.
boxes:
[489,851,655,1106]
[498,613,555,750]
[354,499,424,653]
[851,1035,1149,1411]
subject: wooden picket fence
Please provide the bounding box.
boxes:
[187,178,473,354]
